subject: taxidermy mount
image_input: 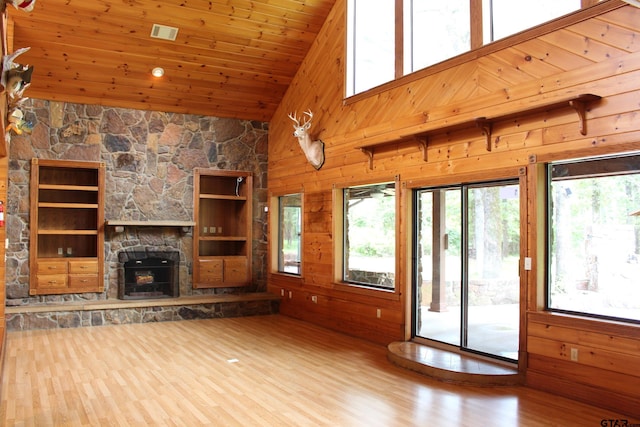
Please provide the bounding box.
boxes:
[288,110,325,170]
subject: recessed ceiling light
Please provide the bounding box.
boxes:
[152,67,165,77]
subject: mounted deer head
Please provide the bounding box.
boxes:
[288,110,325,170]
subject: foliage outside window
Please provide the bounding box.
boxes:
[548,154,640,324]
[347,0,582,96]
[278,194,302,275]
[403,0,470,75]
[343,182,396,290]
[346,0,395,95]
[485,0,579,43]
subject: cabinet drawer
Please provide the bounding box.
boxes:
[36,260,68,275]
[224,258,248,283]
[69,260,98,274]
[36,274,68,289]
[68,274,99,289]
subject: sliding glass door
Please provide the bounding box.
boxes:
[414,180,520,362]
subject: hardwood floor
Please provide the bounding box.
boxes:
[0,315,633,426]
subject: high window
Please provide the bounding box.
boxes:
[347,0,582,96]
[403,0,470,75]
[342,182,396,290]
[548,154,640,324]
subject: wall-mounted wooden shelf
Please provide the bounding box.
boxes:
[356,93,601,169]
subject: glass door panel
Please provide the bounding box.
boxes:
[415,188,462,347]
[464,184,520,360]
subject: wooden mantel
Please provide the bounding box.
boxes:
[105,219,196,233]
[355,93,602,169]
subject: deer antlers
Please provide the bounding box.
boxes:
[288,110,313,130]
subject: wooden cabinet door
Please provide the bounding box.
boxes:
[197,259,223,286]
[224,257,248,283]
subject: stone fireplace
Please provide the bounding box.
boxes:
[118,250,180,299]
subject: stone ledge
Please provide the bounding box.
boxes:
[5,293,281,332]
[6,292,280,314]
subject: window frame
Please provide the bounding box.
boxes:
[269,191,304,278]
[333,177,402,296]
[546,153,640,325]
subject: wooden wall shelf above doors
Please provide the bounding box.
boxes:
[355,93,602,169]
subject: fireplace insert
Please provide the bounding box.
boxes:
[118,251,179,299]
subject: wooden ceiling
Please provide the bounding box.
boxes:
[6,0,336,121]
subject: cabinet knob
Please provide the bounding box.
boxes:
[48,280,57,284]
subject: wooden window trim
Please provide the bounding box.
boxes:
[332,177,403,298]
[269,190,305,279]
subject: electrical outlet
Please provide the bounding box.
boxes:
[570,348,578,361]
[376,308,381,318]
[288,290,292,299]
[311,295,317,303]
[280,289,285,297]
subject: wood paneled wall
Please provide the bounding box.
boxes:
[267,0,640,417]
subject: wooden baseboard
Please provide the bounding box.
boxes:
[526,369,640,419]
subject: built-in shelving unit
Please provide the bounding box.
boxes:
[193,169,252,288]
[29,159,105,295]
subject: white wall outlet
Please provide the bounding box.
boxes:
[280,289,285,297]
[524,257,532,270]
[203,226,208,234]
[288,290,292,299]
[58,247,63,255]
[570,348,578,361]
[311,295,317,303]
[376,308,381,318]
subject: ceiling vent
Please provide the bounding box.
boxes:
[150,24,179,41]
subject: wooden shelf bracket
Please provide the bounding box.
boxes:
[568,94,600,135]
[415,136,429,162]
[475,118,493,152]
[360,147,374,170]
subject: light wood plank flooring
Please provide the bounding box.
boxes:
[0,315,633,426]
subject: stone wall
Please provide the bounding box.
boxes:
[7,300,279,331]
[6,99,269,308]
